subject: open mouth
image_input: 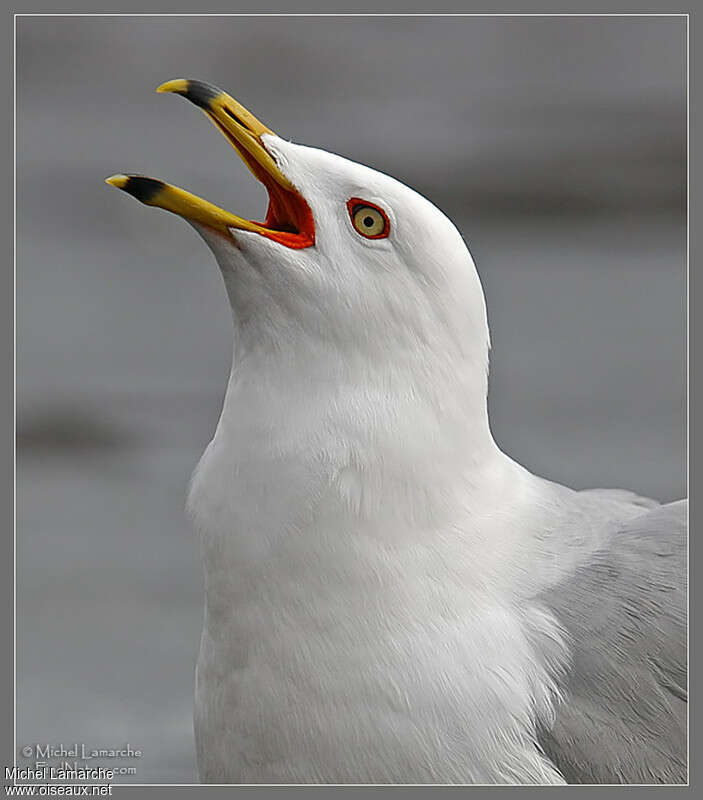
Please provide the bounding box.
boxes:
[106,79,315,250]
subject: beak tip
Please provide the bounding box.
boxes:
[105,174,129,189]
[105,174,165,204]
[156,78,224,110]
[156,78,189,95]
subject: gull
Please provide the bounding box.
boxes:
[106,79,687,785]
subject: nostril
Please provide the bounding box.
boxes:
[224,107,248,131]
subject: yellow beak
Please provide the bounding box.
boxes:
[106,79,314,248]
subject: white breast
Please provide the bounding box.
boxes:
[185,369,570,783]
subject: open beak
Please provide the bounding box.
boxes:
[106,79,315,249]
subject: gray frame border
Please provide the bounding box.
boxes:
[3,4,695,798]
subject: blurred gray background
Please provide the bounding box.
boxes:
[17,16,686,783]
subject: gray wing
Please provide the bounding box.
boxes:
[537,499,687,784]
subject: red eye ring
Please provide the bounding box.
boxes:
[346,197,391,239]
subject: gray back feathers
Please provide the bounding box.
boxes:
[538,499,687,783]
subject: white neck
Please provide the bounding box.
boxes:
[188,324,537,585]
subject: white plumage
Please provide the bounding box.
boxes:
[187,137,685,784]
[109,83,687,784]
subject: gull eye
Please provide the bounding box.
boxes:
[347,198,390,239]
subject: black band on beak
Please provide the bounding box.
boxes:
[170,79,224,110]
[118,176,166,204]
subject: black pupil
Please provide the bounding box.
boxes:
[363,216,374,227]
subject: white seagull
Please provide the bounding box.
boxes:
[107,79,687,785]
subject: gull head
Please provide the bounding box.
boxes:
[107,80,490,404]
